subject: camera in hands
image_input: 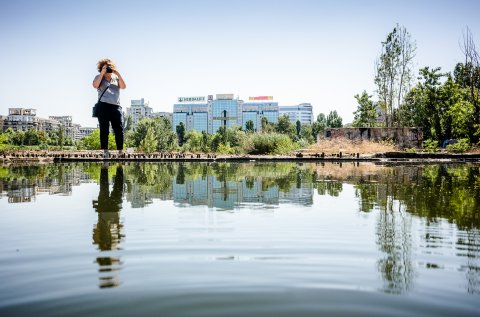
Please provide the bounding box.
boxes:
[106,66,113,73]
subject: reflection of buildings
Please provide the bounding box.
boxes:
[280,186,314,206]
[0,169,93,203]
[173,175,312,209]
[3,179,36,203]
[125,182,172,208]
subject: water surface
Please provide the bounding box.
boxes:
[0,162,479,316]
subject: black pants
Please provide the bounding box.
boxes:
[97,102,124,150]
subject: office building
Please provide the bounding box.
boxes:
[242,100,279,131]
[173,100,209,133]
[173,94,280,133]
[279,103,314,125]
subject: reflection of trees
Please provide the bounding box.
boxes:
[5,162,480,293]
[458,230,480,295]
[92,164,124,289]
[355,164,480,294]
[376,200,414,293]
[316,181,343,197]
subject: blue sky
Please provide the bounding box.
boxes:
[1,0,479,127]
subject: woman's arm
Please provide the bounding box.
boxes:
[92,65,107,88]
[114,70,126,89]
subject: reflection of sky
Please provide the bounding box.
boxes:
[1,164,479,313]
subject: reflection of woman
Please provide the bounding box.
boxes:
[92,58,126,158]
[93,164,124,215]
[92,164,124,288]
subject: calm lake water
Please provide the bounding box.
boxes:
[0,161,479,317]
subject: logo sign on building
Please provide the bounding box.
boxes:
[216,94,234,100]
[178,96,205,103]
[249,96,273,101]
[208,95,214,100]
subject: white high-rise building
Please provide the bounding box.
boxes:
[126,98,171,127]
[279,103,314,125]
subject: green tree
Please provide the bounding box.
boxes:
[82,129,116,150]
[261,116,275,133]
[128,118,156,147]
[0,133,9,149]
[448,100,475,139]
[312,113,327,139]
[37,131,48,143]
[404,67,446,141]
[154,117,177,152]
[47,130,58,145]
[276,115,296,138]
[140,126,157,154]
[352,91,378,127]
[398,86,424,127]
[184,130,202,152]
[296,120,302,137]
[200,131,211,153]
[300,123,315,144]
[124,115,133,132]
[176,122,186,146]
[454,61,480,142]
[126,117,176,152]
[326,110,343,128]
[375,24,416,127]
[245,120,255,133]
[57,126,65,148]
[24,128,39,146]
[11,130,25,146]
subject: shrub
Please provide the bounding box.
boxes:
[446,138,470,153]
[217,143,235,154]
[250,133,295,155]
[423,139,438,153]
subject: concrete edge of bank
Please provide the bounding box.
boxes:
[1,151,480,164]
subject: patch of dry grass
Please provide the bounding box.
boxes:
[302,137,399,155]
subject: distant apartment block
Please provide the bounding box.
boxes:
[279,103,314,125]
[126,98,172,127]
[1,108,95,141]
[48,116,76,140]
[78,127,96,140]
[3,108,61,133]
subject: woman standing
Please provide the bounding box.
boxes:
[92,58,126,158]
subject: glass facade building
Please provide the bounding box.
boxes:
[172,112,187,131]
[172,94,284,133]
[192,112,208,132]
[211,99,239,133]
[263,110,279,125]
[279,103,313,125]
[242,111,258,130]
[172,103,208,132]
[241,102,279,131]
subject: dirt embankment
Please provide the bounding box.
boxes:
[301,138,398,155]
